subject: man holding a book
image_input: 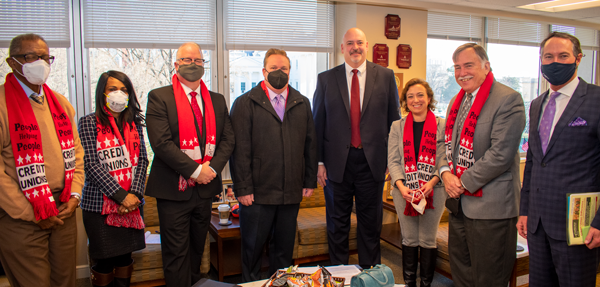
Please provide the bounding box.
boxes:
[518,32,600,287]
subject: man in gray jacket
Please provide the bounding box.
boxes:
[436,43,525,287]
[230,48,318,282]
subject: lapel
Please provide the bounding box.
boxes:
[529,90,545,160]
[249,84,281,121]
[335,64,351,120]
[285,88,303,114]
[362,61,378,114]
[544,79,587,157]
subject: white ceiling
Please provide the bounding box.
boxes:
[353,0,600,28]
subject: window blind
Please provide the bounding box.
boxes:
[225,0,334,52]
[0,0,70,48]
[427,12,483,42]
[83,0,216,50]
[487,17,545,47]
[551,25,599,50]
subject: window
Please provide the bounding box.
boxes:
[0,48,70,99]
[551,25,599,84]
[225,0,334,104]
[82,0,217,165]
[229,50,328,103]
[487,44,541,152]
[0,0,71,99]
[426,39,470,118]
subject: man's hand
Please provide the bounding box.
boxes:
[442,171,465,198]
[585,227,600,249]
[302,188,314,197]
[517,216,528,239]
[195,161,216,184]
[57,197,79,220]
[238,194,254,206]
[121,193,140,210]
[317,165,327,187]
[36,216,64,230]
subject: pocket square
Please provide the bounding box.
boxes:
[569,117,587,127]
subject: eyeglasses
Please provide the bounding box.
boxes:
[12,54,55,64]
[178,58,208,65]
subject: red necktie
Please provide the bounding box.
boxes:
[350,69,361,148]
[190,91,203,137]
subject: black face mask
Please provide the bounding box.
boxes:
[178,64,204,82]
[267,69,289,90]
[541,61,577,86]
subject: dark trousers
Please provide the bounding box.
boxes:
[324,147,383,268]
[156,191,212,287]
[528,219,599,287]
[448,210,517,287]
[239,203,300,282]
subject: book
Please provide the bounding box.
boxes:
[566,192,600,246]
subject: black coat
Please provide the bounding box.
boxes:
[145,85,235,201]
[230,83,318,205]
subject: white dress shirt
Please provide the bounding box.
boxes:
[538,77,579,139]
[345,60,367,108]
[318,61,368,167]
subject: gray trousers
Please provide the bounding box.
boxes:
[392,185,447,248]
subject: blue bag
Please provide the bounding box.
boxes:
[350,264,394,287]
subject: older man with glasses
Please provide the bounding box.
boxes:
[145,42,234,286]
[0,33,84,287]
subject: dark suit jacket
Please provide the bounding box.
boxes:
[521,78,600,240]
[312,61,400,182]
[145,85,235,201]
[230,83,318,205]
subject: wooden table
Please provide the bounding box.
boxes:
[209,213,241,281]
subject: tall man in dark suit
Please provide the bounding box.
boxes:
[313,28,400,268]
[436,43,525,287]
[146,42,234,287]
[230,48,317,281]
[517,32,600,287]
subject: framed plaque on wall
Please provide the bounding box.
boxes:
[397,44,412,69]
[373,44,389,67]
[385,14,401,39]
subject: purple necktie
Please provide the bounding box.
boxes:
[273,94,285,121]
[539,91,561,154]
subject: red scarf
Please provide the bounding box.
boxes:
[5,73,75,221]
[402,111,437,216]
[96,112,144,229]
[444,72,494,197]
[172,75,216,191]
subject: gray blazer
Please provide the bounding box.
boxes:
[436,80,526,219]
[388,116,445,188]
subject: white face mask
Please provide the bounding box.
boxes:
[13,58,51,85]
[411,190,427,215]
[105,90,129,113]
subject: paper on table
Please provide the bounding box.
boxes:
[145,231,161,244]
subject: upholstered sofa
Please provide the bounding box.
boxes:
[292,185,358,264]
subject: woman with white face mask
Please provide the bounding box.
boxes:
[388,78,447,287]
[77,71,149,287]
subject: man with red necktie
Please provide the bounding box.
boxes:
[146,42,234,287]
[312,28,400,268]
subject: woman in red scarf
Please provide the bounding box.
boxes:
[388,78,447,287]
[78,71,149,287]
